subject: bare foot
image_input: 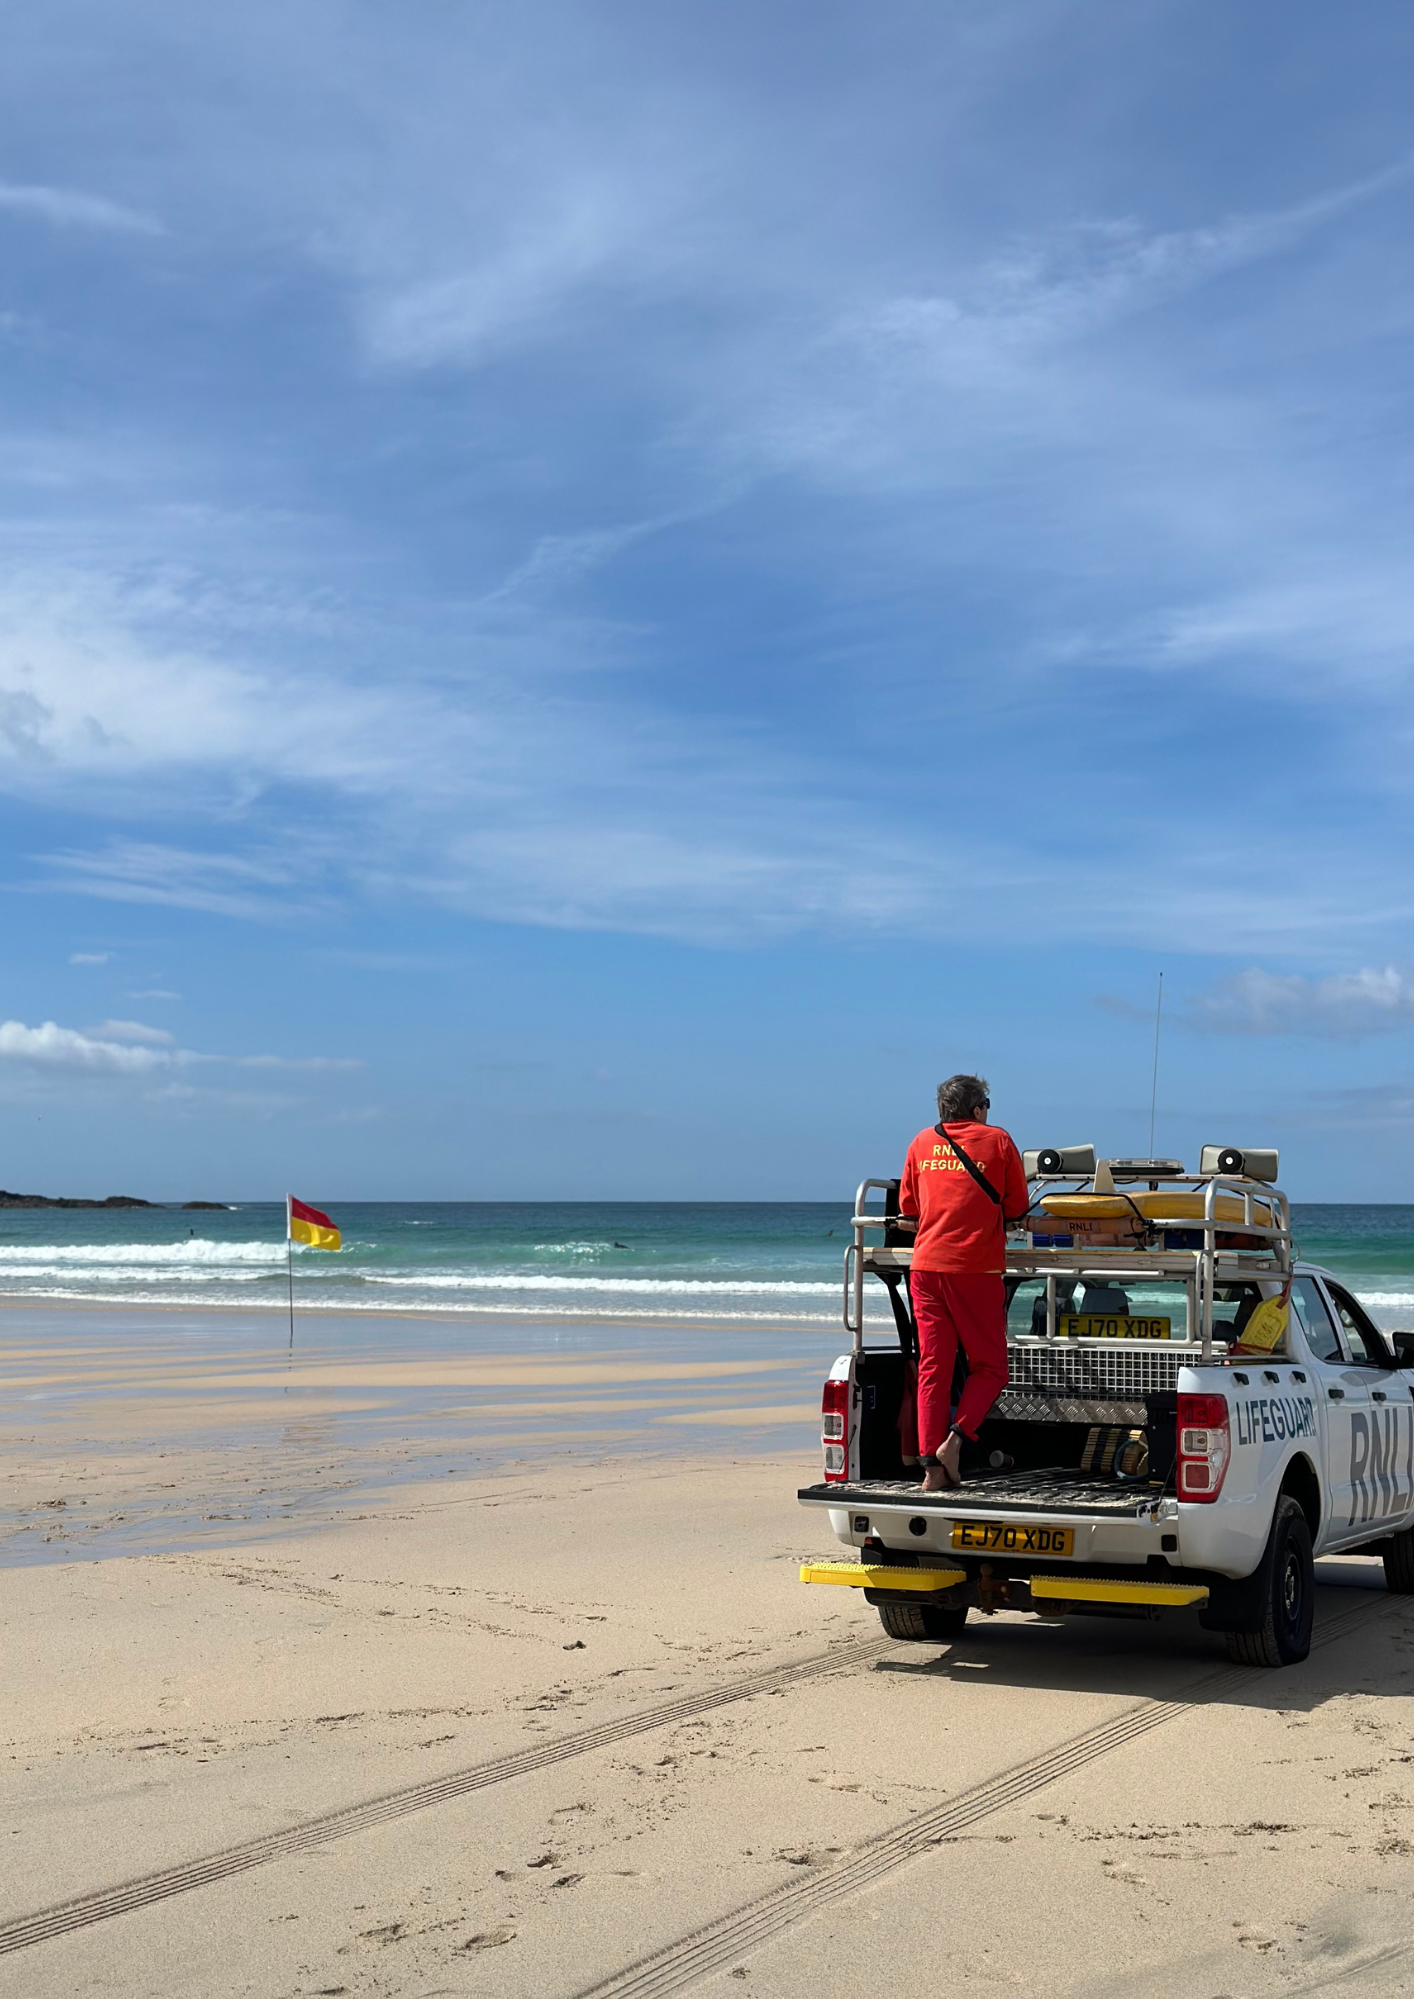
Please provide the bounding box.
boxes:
[921,1463,950,1492]
[937,1432,964,1487]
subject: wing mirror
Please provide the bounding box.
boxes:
[1392,1330,1414,1369]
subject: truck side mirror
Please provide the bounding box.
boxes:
[1392,1330,1414,1368]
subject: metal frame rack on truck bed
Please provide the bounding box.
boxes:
[800,1146,1414,1668]
[846,1154,1293,1359]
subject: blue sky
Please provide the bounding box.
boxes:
[2,2,1414,1200]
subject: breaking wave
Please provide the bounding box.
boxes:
[0,1240,280,1265]
[362,1273,837,1295]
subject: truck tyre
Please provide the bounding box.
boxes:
[877,1600,968,1642]
[1224,1496,1314,1669]
[1383,1527,1414,1593]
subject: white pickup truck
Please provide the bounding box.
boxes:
[799,1147,1414,1668]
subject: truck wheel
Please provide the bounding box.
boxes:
[877,1600,968,1642]
[1384,1527,1414,1593]
[1224,1496,1314,1669]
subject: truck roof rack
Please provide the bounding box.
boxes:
[844,1158,1293,1363]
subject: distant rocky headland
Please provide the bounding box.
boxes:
[0,1192,228,1210]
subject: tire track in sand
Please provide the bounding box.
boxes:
[585,1597,1390,1999]
[0,1634,893,1958]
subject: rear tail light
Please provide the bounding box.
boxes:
[1177,1392,1230,1503]
[822,1378,849,1482]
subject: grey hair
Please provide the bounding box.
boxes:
[936,1074,990,1122]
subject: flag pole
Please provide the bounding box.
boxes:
[286,1193,295,1353]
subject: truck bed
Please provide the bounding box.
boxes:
[798,1470,1159,1518]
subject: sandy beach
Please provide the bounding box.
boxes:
[6,1307,1414,1998]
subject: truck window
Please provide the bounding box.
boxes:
[1324,1282,1393,1367]
[1291,1276,1341,1362]
[1005,1277,1046,1336]
[1212,1282,1266,1346]
[1004,1277,1192,1339]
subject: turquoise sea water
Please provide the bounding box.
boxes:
[6,1203,1414,1569]
[1,1201,1413,1328]
[0,1201,856,1323]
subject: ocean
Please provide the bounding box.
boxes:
[1,1201,1414,1329]
[8,1202,1414,1568]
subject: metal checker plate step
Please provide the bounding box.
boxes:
[798,1473,1155,1518]
[993,1392,1148,1425]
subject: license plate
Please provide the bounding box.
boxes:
[950,1520,1075,1556]
[1059,1313,1172,1341]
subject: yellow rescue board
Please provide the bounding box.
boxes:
[799,1561,965,1593]
[1029,1575,1209,1608]
[1037,1191,1273,1226]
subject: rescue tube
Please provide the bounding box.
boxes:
[1037,1191,1275,1227]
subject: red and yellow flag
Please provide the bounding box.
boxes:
[288,1195,341,1251]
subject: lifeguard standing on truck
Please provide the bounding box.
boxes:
[901,1074,1029,1492]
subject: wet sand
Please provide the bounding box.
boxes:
[2,1304,825,1565]
[6,1310,1414,1996]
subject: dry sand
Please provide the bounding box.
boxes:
[6,1322,1414,1997]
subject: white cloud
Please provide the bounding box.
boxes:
[131,988,180,1000]
[68,950,113,964]
[1185,967,1414,1040]
[0,1019,170,1073]
[0,181,163,235]
[0,1017,363,1076]
[86,1019,175,1046]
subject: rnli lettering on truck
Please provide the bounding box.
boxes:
[1235,1395,1316,1446]
[1349,1405,1414,1527]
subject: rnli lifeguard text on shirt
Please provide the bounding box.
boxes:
[919,1149,975,1172]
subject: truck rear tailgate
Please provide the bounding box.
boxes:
[799,1472,1155,1518]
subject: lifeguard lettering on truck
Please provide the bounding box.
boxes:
[800,1147,1414,1669]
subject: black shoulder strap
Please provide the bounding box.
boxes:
[934,1124,1001,1205]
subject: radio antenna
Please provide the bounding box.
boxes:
[1148,971,1164,1156]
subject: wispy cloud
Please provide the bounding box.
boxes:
[0,182,162,236]
[86,1018,175,1046]
[367,177,651,369]
[0,1017,362,1076]
[885,160,1414,355]
[234,1053,362,1072]
[68,950,113,965]
[1183,968,1414,1040]
[35,841,332,925]
[143,1080,300,1118]
[0,20,1411,970]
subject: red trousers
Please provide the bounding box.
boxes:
[911,1270,1009,1454]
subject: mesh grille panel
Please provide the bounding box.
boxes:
[1006,1341,1194,1396]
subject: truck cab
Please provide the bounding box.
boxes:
[799,1146,1414,1667]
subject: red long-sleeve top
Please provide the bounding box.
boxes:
[899,1119,1029,1273]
